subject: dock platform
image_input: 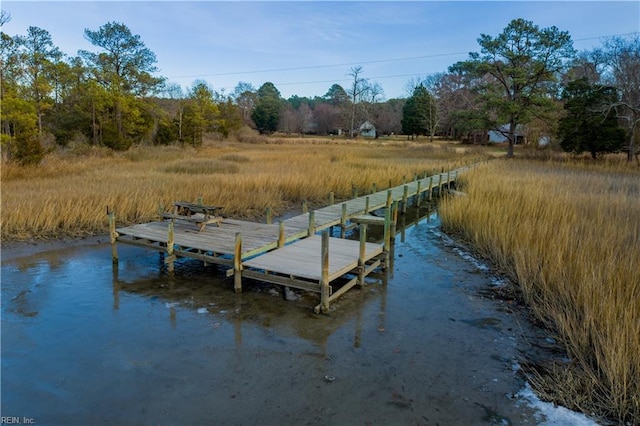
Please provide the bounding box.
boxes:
[109,167,469,312]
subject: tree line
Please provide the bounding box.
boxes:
[1,12,638,164]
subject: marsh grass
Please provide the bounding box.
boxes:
[440,159,640,424]
[1,138,483,240]
[163,159,240,175]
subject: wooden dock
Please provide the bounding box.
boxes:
[109,167,468,312]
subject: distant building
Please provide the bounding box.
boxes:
[488,124,525,144]
[359,121,376,138]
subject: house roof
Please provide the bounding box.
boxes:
[359,121,375,130]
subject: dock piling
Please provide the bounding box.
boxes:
[308,211,316,236]
[108,209,118,264]
[320,230,330,314]
[278,220,285,248]
[234,232,243,293]
[266,207,272,224]
[358,224,367,287]
[402,185,408,214]
[166,221,175,274]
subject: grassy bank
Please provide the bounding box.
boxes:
[440,158,640,424]
[1,137,483,241]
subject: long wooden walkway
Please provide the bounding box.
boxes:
[110,167,468,312]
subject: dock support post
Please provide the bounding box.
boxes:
[266,207,272,224]
[108,209,118,264]
[365,196,370,214]
[340,203,347,238]
[166,221,175,274]
[402,185,408,214]
[302,200,308,214]
[329,192,334,205]
[278,220,285,248]
[358,223,367,287]
[386,189,392,208]
[234,232,242,293]
[371,183,376,194]
[416,180,422,205]
[429,176,434,201]
[391,201,398,237]
[383,207,391,269]
[352,186,358,198]
[308,210,316,236]
[196,196,203,205]
[320,230,330,314]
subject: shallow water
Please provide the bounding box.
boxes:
[1,209,570,425]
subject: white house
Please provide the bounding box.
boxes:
[359,121,376,138]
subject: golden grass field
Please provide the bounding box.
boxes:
[440,158,640,424]
[1,137,484,240]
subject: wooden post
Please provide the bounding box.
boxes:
[341,203,347,238]
[383,206,391,267]
[358,223,367,288]
[234,232,242,293]
[371,183,376,194]
[302,200,308,214]
[365,196,370,214]
[320,230,330,314]
[402,185,408,214]
[402,175,406,184]
[391,201,398,238]
[447,169,451,191]
[166,220,175,274]
[416,180,422,205]
[157,202,164,217]
[266,207,272,224]
[196,196,203,205]
[308,210,316,236]
[329,192,334,205]
[278,220,285,248]
[429,176,434,201]
[352,186,358,198]
[386,189,392,208]
[108,210,118,264]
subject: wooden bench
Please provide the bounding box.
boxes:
[163,201,224,231]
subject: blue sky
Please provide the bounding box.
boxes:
[3,1,639,99]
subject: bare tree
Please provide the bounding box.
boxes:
[164,82,186,140]
[404,75,426,97]
[597,34,640,162]
[232,81,256,126]
[348,66,370,137]
[0,10,11,27]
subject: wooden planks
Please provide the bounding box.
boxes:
[242,235,383,282]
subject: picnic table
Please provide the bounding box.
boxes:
[162,201,223,231]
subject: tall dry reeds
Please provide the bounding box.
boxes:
[1,138,484,240]
[440,158,640,424]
